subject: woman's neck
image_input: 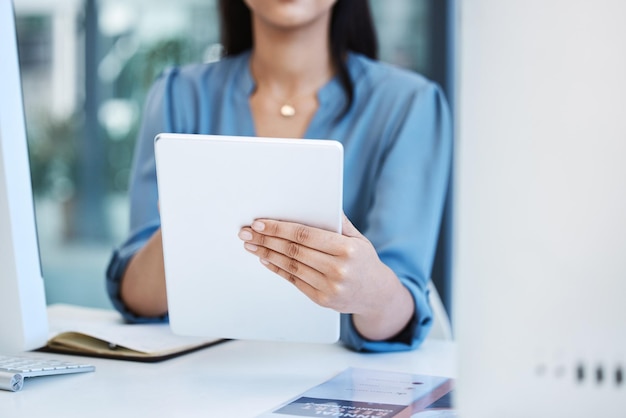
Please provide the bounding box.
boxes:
[249,15,335,97]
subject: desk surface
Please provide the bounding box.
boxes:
[1,339,456,417]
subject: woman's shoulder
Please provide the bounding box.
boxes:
[146,52,251,133]
[159,52,250,88]
[348,52,441,98]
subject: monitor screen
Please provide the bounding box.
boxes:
[454,1,626,417]
[0,0,48,354]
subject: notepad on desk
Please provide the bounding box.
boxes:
[43,304,225,362]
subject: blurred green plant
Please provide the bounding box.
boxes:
[27,36,202,198]
[27,112,81,201]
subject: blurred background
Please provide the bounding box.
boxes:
[14,0,454,310]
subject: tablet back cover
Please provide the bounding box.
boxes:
[155,134,342,343]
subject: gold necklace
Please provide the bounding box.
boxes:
[280,103,297,118]
[259,77,329,118]
[276,90,314,118]
[251,58,332,119]
[267,84,326,118]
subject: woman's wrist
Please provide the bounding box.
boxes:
[351,276,415,341]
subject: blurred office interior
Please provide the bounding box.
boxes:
[13,0,453,310]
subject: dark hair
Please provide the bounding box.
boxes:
[218,0,378,117]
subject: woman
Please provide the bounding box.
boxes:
[106,0,452,352]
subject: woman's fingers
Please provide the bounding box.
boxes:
[241,226,340,270]
[242,234,321,278]
[249,219,345,255]
[238,216,371,314]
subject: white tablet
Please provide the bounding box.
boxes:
[154,133,343,343]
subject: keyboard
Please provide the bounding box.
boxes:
[0,354,95,392]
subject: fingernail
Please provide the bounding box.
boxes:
[260,259,270,265]
[252,221,265,232]
[244,243,258,252]
[238,230,253,241]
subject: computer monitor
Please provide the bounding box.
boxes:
[454,1,626,417]
[0,0,49,354]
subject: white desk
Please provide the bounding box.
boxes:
[1,339,455,417]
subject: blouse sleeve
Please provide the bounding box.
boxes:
[105,72,171,323]
[340,81,452,352]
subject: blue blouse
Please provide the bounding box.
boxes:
[106,51,452,352]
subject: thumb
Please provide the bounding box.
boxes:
[341,213,363,238]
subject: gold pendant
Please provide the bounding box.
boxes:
[280,104,296,118]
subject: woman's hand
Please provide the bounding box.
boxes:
[238,214,415,341]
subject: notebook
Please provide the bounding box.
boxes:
[154,134,343,343]
[43,304,224,362]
